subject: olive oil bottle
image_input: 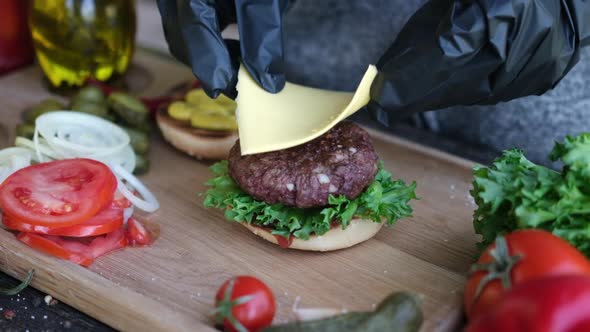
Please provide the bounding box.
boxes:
[29,0,136,87]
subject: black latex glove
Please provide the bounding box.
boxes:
[369,0,590,124]
[156,0,288,99]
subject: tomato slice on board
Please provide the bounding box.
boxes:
[3,205,123,237]
[0,159,116,228]
[89,228,127,258]
[127,218,153,246]
[16,228,127,267]
[16,233,93,266]
[111,190,132,209]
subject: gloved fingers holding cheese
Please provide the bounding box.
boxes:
[156,0,289,99]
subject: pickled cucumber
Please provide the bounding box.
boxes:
[72,86,105,104]
[123,126,150,155]
[133,153,150,175]
[16,124,36,139]
[107,92,149,129]
[185,89,236,114]
[167,101,191,121]
[168,89,237,130]
[24,98,66,124]
[190,113,238,131]
[264,292,423,332]
[70,99,109,118]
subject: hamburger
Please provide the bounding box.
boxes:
[203,121,417,251]
[156,89,238,160]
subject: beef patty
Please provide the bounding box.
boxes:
[228,121,379,208]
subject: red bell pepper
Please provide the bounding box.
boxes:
[465,275,590,332]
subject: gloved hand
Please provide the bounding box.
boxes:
[156,0,288,99]
[369,0,590,124]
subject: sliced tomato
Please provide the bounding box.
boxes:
[111,190,132,209]
[16,228,127,267]
[127,218,152,246]
[16,233,93,266]
[0,159,117,228]
[3,205,123,237]
[89,228,127,258]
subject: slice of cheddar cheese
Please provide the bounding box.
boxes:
[236,65,378,155]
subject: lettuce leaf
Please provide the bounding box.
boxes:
[471,133,590,256]
[203,161,417,240]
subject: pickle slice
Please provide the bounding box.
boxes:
[185,89,236,115]
[190,113,238,131]
[168,101,192,121]
[168,88,238,131]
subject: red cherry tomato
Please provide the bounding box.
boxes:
[214,276,275,332]
[464,230,590,320]
[3,205,123,237]
[17,228,127,267]
[0,159,117,228]
[127,218,153,246]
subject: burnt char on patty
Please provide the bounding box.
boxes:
[228,121,379,208]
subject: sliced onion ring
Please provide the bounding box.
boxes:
[15,136,60,162]
[36,111,130,158]
[111,163,159,213]
[0,147,32,184]
[0,147,32,164]
[123,206,134,224]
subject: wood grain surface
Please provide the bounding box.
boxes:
[0,51,479,332]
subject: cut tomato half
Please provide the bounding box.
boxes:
[0,159,117,228]
[16,228,127,267]
[3,205,124,237]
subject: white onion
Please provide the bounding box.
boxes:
[36,111,130,158]
[111,163,159,213]
[15,136,60,162]
[104,145,136,174]
[10,154,30,172]
[0,147,32,164]
[0,167,12,185]
[6,112,159,213]
[0,147,32,184]
[123,206,134,224]
[14,112,137,172]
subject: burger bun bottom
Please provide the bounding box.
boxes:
[242,218,383,251]
[156,110,238,160]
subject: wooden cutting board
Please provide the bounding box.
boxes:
[0,50,479,332]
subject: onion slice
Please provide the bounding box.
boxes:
[0,147,32,184]
[111,163,159,213]
[0,147,31,164]
[36,111,130,158]
[15,136,58,162]
[123,206,135,224]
